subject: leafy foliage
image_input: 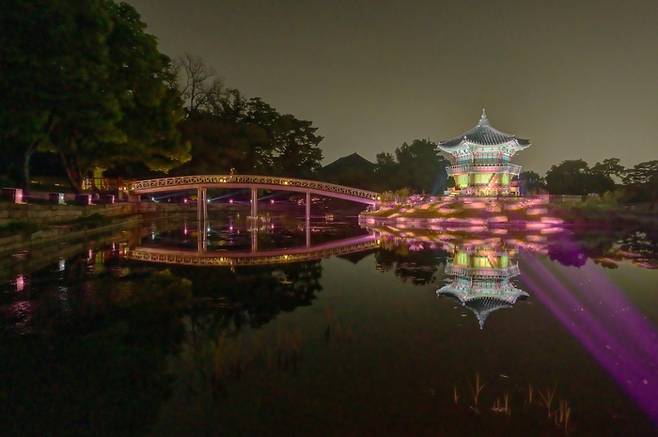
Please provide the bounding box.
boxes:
[173,57,323,178]
[545,159,619,196]
[622,160,658,208]
[0,0,190,191]
[519,171,546,194]
[373,139,450,193]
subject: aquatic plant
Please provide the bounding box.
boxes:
[491,392,511,415]
[468,373,486,407]
[453,376,574,434]
[538,385,557,418]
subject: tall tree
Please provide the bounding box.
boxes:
[519,170,545,194]
[1,0,189,192]
[545,159,591,195]
[586,157,624,195]
[375,139,449,193]
[172,59,324,177]
[0,0,113,189]
[374,152,397,189]
[174,53,223,116]
[53,1,189,191]
[590,158,625,180]
[623,160,658,210]
[270,115,323,178]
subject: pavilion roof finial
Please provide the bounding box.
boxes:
[478,107,489,126]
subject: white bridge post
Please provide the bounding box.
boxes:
[196,187,208,253]
[197,216,208,253]
[197,187,207,222]
[250,187,258,219]
[305,191,311,248]
[249,187,258,252]
[251,228,258,253]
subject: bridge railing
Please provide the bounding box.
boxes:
[130,174,381,202]
[126,239,380,266]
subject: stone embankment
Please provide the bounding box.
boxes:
[0,201,199,226]
[0,215,143,255]
[0,201,200,255]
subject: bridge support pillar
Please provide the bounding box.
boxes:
[249,187,258,252]
[197,187,208,222]
[305,191,311,248]
[251,229,258,253]
[197,215,208,254]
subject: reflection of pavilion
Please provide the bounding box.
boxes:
[361,220,554,329]
[438,244,527,329]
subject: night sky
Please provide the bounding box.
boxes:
[127,0,657,172]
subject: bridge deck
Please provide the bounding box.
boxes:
[131,175,380,205]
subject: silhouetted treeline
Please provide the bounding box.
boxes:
[318,139,450,194]
[170,54,324,179]
[0,3,323,191]
[521,158,658,207]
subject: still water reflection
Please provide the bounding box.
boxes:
[1,212,657,435]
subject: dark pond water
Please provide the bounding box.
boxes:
[1,211,657,436]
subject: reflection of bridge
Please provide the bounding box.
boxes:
[131,175,381,222]
[126,234,379,267]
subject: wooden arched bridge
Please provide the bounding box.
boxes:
[131,174,381,220]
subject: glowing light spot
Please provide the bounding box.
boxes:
[15,274,25,292]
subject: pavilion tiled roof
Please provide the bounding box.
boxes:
[439,109,530,149]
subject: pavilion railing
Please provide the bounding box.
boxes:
[444,263,521,279]
[446,163,522,176]
[130,174,380,202]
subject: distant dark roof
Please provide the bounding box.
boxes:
[439,109,530,149]
[321,153,376,172]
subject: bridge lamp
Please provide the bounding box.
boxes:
[229,199,234,204]
[270,199,275,204]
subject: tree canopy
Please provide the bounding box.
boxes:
[1,0,190,191]
[519,171,545,194]
[372,139,450,193]
[545,159,620,196]
[169,56,324,179]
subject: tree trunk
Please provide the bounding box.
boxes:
[59,148,83,193]
[23,111,55,191]
[22,144,35,191]
[21,112,54,191]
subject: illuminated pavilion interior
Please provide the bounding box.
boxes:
[438,109,530,197]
